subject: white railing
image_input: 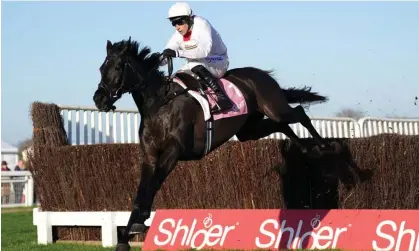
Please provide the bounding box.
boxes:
[358,117,419,137]
[33,208,155,247]
[59,105,377,144]
[59,106,141,145]
[1,171,35,208]
[258,116,361,140]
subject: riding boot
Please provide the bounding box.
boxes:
[191,65,234,113]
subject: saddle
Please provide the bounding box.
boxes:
[169,70,220,115]
[167,69,248,156]
[171,70,208,94]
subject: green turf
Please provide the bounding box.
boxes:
[1,209,346,251]
[1,210,115,251]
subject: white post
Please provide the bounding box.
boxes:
[101,212,117,247]
[34,208,53,245]
[26,174,34,207]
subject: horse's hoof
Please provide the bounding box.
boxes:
[306,145,323,158]
[115,243,130,251]
[129,223,149,235]
[318,141,342,155]
[330,141,342,153]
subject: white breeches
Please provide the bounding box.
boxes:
[179,56,229,78]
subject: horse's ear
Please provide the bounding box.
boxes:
[106,40,112,55]
[125,36,132,51]
[120,36,131,55]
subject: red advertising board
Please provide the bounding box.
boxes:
[143,209,419,251]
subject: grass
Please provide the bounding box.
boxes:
[1,208,345,251]
[1,209,115,251]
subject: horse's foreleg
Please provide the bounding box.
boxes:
[116,138,181,251]
[115,160,155,251]
[128,137,182,235]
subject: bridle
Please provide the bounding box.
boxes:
[98,52,174,102]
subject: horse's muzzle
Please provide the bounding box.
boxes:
[93,89,116,112]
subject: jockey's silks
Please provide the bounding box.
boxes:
[164,16,228,60]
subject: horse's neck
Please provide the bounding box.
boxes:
[131,78,176,118]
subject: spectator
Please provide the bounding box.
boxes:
[1,161,10,171]
[1,161,11,203]
[14,160,24,171]
[12,160,25,203]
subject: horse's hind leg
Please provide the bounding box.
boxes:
[256,92,339,154]
[274,106,333,151]
[288,105,342,153]
[288,105,327,148]
[236,114,309,153]
[259,99,325,145]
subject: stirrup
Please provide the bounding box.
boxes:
[165,75,174,83]
[211,104,225,113]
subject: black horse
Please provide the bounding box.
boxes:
[93,37,341,251]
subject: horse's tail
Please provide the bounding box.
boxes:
[260,69,328,104]
[283,86,328,104]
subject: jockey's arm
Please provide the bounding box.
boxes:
[165,32,180,52]
[160,32,180,66]
[177,20,212,59]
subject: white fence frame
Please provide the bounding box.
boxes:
[1,171,35,208]
[33,208,155,247]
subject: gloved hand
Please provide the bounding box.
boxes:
[161,48,177,58]
[150,52,162,58]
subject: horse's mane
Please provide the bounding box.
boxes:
[112,38,165,78]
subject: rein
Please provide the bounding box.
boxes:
[142,55,191,115]
[123,53,175,94]
[99,54,173,100]
[149,54,174,81]
[100,53,189,114]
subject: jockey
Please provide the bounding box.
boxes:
[160,2,233,113]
